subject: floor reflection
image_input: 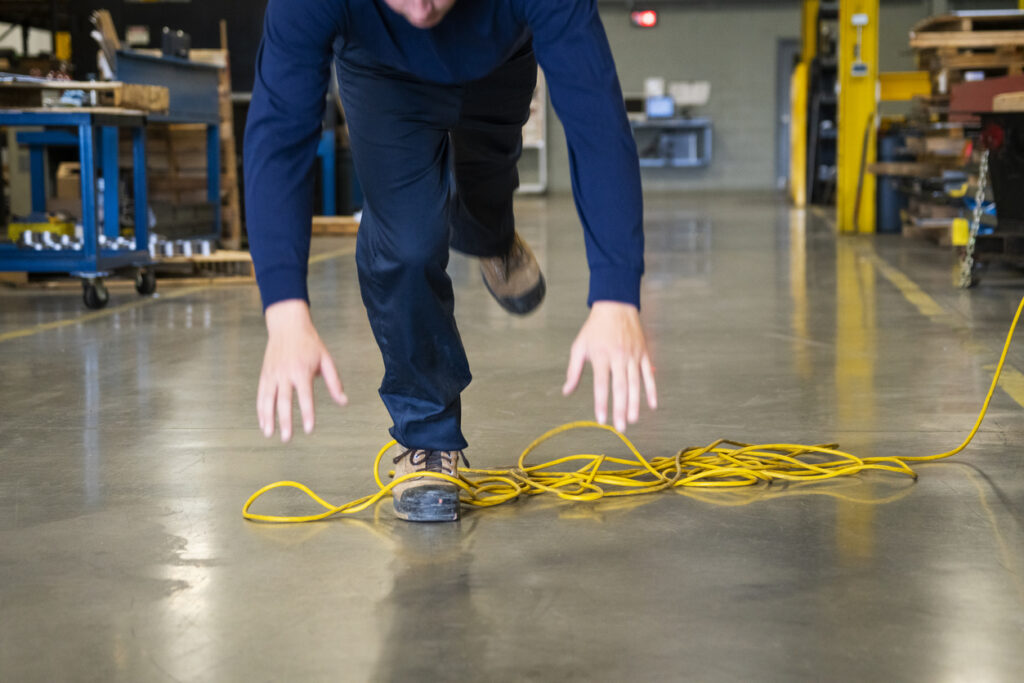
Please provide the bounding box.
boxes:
[372,520,488,681]
[789,208,812,380]
[835,236,879,564]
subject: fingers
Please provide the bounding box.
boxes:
[276,382,293,443]
[592,356,610,426]
[611,357,628,433]
[320,353,349,407]
[563,342,586,396]
[296,380,315,435]
[627,359,641,426]
[641,354,658,411]
[257,375,275,438]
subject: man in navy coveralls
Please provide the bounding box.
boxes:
[245,0,658,521]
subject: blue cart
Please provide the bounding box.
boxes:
[0,108,154,308]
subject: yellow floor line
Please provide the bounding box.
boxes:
[855,242,1024,410]
[309,244,356,265]
[860,251,955,324]
[986,362,1024,409]
[0,244,356,346]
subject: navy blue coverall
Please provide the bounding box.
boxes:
[244,0,644,451]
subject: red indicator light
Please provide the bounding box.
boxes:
[630,10,658,28]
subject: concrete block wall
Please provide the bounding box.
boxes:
[542,0,1015,193]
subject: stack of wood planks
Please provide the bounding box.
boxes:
[911,12,1024,95]
[877,12,1024,245]
[127,25,242,248]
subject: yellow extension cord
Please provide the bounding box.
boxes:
[243,296,1024,523]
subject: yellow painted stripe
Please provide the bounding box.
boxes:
[0,285,207,345]
[858,244,1024,410]
[309,243,356,265]
[987,363,1024,409]
[862,252,953,323]
[0,244,356,346]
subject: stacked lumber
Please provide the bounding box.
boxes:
[126,32,242,247]
[312,215,359,236]
[911,12,1024,95]
[187,31,243,249]
[118,123,219,240]
[900,116,971,246]
[886,12,1024,245]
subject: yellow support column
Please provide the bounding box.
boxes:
[790,0,818,206]
[837,0,879,234]
[790,62,809,207]
[802,0,819,63]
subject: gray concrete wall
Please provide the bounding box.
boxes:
[541,0,999,193]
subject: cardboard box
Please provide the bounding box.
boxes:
[56,162,81,200]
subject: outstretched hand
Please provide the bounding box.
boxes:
[258,300,348,442]
[563,301,658,432]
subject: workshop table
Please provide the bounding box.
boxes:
[0,108,154,308]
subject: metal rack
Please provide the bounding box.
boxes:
[0,108,153,308]
[0,52,224,309]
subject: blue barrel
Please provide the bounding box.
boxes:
[876,132,909,235]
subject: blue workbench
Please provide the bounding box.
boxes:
[0,108,156,307]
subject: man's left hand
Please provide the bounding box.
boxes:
[563,301,658,432]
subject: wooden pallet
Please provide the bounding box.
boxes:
[912,14,1024,93]
[903,217,955,246]
[312,215,359,236]
[911,12,1024,49]
[0,250,254,289]
[153,249,254,280]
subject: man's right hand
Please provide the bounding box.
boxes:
[258,299,348,442]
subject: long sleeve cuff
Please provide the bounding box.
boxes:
[256,266,310,311]
[588,265,642,309]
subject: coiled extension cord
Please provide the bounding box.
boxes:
[243,296,1024,523]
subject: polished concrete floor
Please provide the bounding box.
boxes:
[2,192,1024,681]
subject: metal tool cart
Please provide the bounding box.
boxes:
[0,108,153,309]
[0,52,223,309]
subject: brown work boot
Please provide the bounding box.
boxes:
[392,448,467,522]
[480,233,546,315]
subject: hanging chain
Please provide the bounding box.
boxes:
[959,148,991,289]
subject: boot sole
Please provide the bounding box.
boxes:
[482,272,546,316]
[393,485,461,522]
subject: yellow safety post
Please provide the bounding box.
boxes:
[790,62,809,207]
[838,0,879,234]
[802,0,819,64]
[789,0,818,206]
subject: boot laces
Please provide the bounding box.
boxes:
[394,449,470,475]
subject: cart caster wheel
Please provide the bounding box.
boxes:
[135,268,157,295]
[82,279,110,310]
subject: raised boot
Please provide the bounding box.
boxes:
[480,233,546,315]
